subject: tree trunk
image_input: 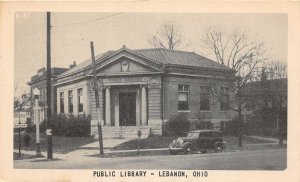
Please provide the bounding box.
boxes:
[278,100,283,145]
[237,105,243,147]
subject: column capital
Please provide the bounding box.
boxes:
[103,85,111,90]
[140,84,148,88]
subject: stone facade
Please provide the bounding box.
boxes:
[54,47,236,136]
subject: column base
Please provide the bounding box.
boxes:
[35,143,43,157]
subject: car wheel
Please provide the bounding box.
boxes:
[214,143,223,152]
[169,150,177,155]
[184,145,192,155]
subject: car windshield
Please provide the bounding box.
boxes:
[187,132,199,138]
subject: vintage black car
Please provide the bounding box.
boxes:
[169,129,226,155]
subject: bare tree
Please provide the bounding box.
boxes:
[201,27,268,147]
[266,61,287,79]
[263,61,287,145]
[14,83,31,112]
[148,23,188,50]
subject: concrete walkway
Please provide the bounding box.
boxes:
[245,135,287,144]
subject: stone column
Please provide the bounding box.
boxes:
[141,85,147,125]
[105,86,111,126]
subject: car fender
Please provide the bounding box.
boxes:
[182,142,193,148]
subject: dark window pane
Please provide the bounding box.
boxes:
[200,93,210,110]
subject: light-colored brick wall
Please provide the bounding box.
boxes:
[163,76,236,123]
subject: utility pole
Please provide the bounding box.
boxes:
[90,42,104,156]
[46,12,53,160]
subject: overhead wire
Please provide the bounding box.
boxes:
[52,13,123,28]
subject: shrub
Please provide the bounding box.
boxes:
[223,117,242,136]
[189,120,213,130]
[163,113,190,136]
[40,113,91,137]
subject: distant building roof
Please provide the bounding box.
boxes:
[58,47,233,78]
[28,67,69,85]
[241,78,287,96]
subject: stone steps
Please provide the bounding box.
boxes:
[93,126,151,139]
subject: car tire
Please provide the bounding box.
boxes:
[184,145,192,155]
[214,143,223,152]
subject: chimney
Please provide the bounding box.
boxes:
[69,61,77,69]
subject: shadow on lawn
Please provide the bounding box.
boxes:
[110,135,277,151]
[111,136,177,151]
[13,133,97,154]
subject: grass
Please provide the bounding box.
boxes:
[111,135,276,151]
[13,152,40,160]
[13,133,97,154]
[111,136,177,151]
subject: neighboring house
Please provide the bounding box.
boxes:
[54,46,236,137]
[241,78,287,136]
[14,93,31,128]
[27,66,71,123]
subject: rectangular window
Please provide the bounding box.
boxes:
[220,87,229,111]
[200,86,210,111]
[68,90,73,113]
[178,84,189,111]
[44,88,46,101]
[77,88,83,113]
[39,89,43,101]
[60,92,64,113]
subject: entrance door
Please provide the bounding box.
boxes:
[119,92,136,126]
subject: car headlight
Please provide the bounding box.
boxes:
[177,139,184,145]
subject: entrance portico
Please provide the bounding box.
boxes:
[103,83,148,127]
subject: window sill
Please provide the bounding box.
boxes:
[200,110,211,112]
[178,110,191,113]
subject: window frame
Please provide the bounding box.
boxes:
[220,87,230,111]
[77,88,83,113]
[68,90,73,113]
[178,84,190,111]
[200,86,210,111]
[59,92,64,113]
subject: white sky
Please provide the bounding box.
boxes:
[14,12,287,97]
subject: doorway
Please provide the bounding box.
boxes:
[119,92,136,126]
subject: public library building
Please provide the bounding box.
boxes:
[54,46,236,137]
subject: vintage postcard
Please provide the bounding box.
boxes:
[0,1,299,182]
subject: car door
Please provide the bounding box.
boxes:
[198,132,208,149]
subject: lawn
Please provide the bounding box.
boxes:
[13,133,97,154]
[13,152,37,160]
[111,135,276,151]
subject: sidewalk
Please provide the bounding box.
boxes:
[14,147,170,161]
[245,135,287,144]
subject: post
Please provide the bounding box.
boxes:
[46,12,53,160]
[18,111,21,158]
[91,41,104,156]
[33,88,42,157]
[137,130,141,155]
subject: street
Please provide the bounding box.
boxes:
[14,149,287,170]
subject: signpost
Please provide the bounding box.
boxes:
[33,88,43,157]
[137,130,142,154]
